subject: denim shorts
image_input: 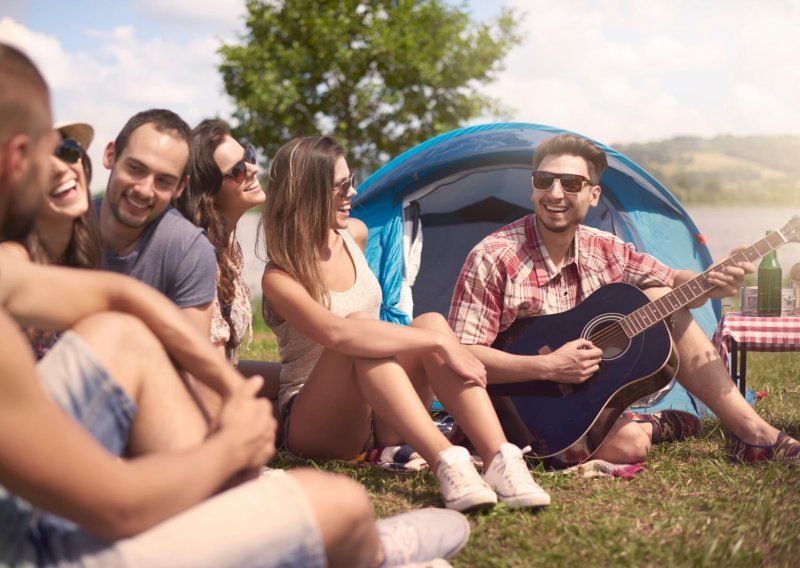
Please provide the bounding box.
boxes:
[18,331,326,568]
[37,331,137,455]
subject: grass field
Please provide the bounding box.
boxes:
[247,309,800,567]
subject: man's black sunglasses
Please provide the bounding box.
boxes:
[531,171,592,193]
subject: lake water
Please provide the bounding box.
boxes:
[237,206,800,298]
[688,206,800,271]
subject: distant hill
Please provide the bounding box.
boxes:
[613,135,800,205]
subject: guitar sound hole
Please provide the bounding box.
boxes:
[584,316,629,360]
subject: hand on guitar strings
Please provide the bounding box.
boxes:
[544,338,603,384]
[705,246,755,300]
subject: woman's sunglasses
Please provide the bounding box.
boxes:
[332,173,356,198]
[223,144,257,184]
[54,138,83,165]
[531,171,591,193]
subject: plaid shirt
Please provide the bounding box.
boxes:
[448,214,676,346]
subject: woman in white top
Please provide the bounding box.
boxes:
[261,136,550,512]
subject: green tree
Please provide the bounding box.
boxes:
[219,0,522,175]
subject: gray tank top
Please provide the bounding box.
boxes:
[263,229,382,414]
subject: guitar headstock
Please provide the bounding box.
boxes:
[780,215,800,243]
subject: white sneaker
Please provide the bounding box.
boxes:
[436,445,497,512]
[376,508,469,566]
[482,444,551,508]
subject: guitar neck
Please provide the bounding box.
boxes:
[620,230,788,338]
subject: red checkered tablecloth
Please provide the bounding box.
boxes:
[712,311,800,372]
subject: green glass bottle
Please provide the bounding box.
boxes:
[757,231,782,317]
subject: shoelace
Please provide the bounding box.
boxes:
[439,460,485,495]
[496,446,541,490]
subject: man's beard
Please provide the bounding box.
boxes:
[108,194,151,229]
[535,214,572,234]
[539,221,570,233]
[105,172,154,230]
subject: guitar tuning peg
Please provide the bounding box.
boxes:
[791,263,800,283]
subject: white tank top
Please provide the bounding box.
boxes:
[262,229,383,414]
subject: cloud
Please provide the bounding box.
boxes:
[481,0,800,144]
[5,0,799,192]
[134,0,247,29]
[1,16,238,192]
[0,17,70,81]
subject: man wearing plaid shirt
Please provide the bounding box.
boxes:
[448,133,800,466]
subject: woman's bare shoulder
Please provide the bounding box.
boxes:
[0,241,31,262]
[347,218,369,251]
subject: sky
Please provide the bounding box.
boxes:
[2,0,800,192]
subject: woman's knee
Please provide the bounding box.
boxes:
[71,312,173,400]
[410,311,449,331]
[291,468,372,518]
[289,469,376,562]
[72,312,160,361]
[325,474,373,522]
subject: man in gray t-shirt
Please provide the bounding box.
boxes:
[99,205,216,309]
[97,109,216,332]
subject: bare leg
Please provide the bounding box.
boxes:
[356,356,453,463]
[579,285,781,463]
[71,312,209,455]
[287,345,451,467]
[593,414,651,463]
[371,355,435,450]
[288,469,379,568]
[641,287,780,446]
[402,313,508,467]
[670,307,780,445]
[287,313,453,468]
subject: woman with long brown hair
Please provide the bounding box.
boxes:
[261,135,551,512]
[177,119,281,404]
[1,121,101,359]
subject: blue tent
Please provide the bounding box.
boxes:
[353,122,721,415]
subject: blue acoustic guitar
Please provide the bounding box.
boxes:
[487,216,800,468]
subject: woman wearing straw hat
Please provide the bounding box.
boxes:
[0,121,101,358]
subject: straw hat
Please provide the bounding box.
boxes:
[54,122,94,151]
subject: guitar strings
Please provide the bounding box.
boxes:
[585,233,779,349]
[577,227,793,351]
[588,322,626,350]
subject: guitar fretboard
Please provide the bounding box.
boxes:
[619,230,787,338]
